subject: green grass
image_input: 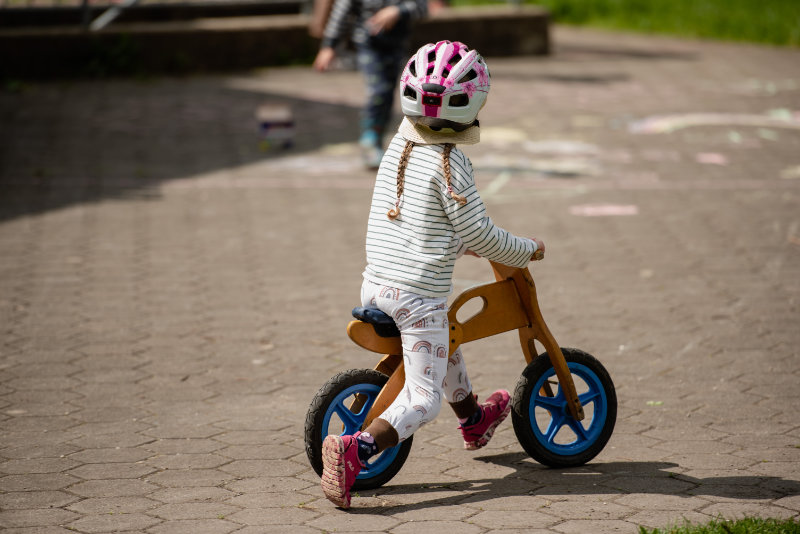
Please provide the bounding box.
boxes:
[638,517,800,534]
[451,0,800,47]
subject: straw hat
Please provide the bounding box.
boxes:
[398,117,480,146]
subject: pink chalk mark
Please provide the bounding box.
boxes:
[570,204,639,217]
[696,153,729,165]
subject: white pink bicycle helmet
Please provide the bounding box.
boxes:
[400,40,490,130]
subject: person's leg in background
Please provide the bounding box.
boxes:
[356,43,405,168]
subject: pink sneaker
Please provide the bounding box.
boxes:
[460,390,511,450]
[321,432,363,509]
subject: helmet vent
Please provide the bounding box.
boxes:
[403,86,418,101]
[427,50,436,63]
[458,69,477,84]
[448,53,462,66]
[422,83,446,94]
[448,93,469,107]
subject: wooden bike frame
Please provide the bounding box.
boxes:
[347,262,585,430]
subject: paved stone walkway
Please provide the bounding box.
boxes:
[1,26,799,533]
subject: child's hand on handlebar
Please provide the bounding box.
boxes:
[531,238,545,261]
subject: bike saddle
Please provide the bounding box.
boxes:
[351,306,401,338]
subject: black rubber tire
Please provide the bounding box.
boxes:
[304,368,413,491]
[512,348,616,468]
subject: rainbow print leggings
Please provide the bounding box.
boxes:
[361,279,473,442]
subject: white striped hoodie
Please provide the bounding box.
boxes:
[363,130,536,297]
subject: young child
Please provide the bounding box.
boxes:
[321,40,545,509]
[313,0,427,168]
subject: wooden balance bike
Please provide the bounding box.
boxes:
[305,261,617,490]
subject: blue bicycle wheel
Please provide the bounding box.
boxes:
[304,369,412,490]
[512,348,616,467]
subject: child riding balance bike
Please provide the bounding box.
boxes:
[304,40,617,509]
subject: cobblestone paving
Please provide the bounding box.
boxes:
[1,26,799,533]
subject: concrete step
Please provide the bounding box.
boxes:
[0,5,549,78]
[0,0,305,27]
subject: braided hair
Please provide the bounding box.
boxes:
[387,142,468,220]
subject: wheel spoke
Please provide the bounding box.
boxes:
[579,390,601,406]
[536,383,567,413]
[535,393,564,412]
[545,412,566,443]
[333,398,370,433]
[567,417,589,442]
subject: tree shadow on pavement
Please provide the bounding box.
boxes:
[0,78,364,224]
[354,451,800,513]
[556,44,699,61]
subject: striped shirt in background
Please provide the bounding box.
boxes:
[321,0,427,49]
[363,132,537,297]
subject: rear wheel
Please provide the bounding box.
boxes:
[304,368,412,490]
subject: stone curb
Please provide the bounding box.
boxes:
[0,5,549,78]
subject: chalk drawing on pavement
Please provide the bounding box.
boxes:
[701,78,799,96]
[522,140,600,156]
[695,153,729,166]
[473,139,607,182]
[473,155,601,179]
[780,166,800,180]
[481,127,529,144]
[569,204,639,217]
[629,109,800,134]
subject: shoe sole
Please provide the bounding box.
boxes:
[464,402,511,451]
[321,435,350,508]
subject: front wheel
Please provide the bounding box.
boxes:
[512,348,616,468]
[304,368,412,490]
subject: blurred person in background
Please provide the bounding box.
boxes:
[312,0,428,168]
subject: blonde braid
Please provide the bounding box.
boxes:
[443,143,467,205]
[387,140,415,220]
